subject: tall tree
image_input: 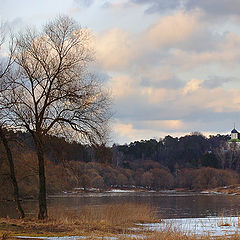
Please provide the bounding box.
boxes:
[3,16,111,219]
[0,24,25,218]
[0,127,25,218]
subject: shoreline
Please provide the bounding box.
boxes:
[1,186,238,202]
[2,184,240,203]
[58,185,240,196]
[200,184,240,195]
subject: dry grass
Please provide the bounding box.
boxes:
[2,203,240,240]
[212,184,240,195]
[0,203,159,237]
[51,203,158,226]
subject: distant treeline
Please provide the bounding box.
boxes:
[1,131,240,199]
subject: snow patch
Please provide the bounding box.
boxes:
[137,217,240,236]
[106,189,137,193]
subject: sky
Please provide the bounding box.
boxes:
[1,0,240,144]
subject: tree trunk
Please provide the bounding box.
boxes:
[33,133,47,220]
[0,127,25,218]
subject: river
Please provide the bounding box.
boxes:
[1,191,240,219]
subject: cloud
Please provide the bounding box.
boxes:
[110,74,240,143]
[113,120,186,143]
[90,5,240,143]
[142,11,220,54]
[93,15,240,126]
[102,0,135,9]
[201,76,233,89]
[130,0,182,14]
[144,12,201,49]
[141,76,184,89]
[165,32,240,70]
[185,0,240,16]
[95,11,207,71]
[95,28,137,70]
[107,75,136,98]
[68,7,81,15]
[113,121,154,143]
[183,79,203,95]
[139,66,185,89]
[113,116,233,144]
[111,74,240,122]
[143,120,185,130]
[74,0,95,7]
[130,0,240,17]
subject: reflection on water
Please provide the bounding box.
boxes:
[1,192,240,219]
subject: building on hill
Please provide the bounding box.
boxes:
[229,128,240,143]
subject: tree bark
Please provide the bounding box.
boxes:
[0,127,25,218]
[33,133,47,220]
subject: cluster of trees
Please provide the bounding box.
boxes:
[114,134,237,171]
[1,148,238,200]
[20,132,233,173]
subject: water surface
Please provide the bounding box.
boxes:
[1,191,240,219]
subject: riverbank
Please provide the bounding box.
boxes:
[101,185,240,196]
[1,202,240,240]
[2,216,240,240]
[60,186,190,195]
[201,184,240,195]
[0,203,159,239]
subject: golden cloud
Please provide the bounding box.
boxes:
[144,11,202,49]
[95,28,137,70]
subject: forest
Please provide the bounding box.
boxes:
[1,130,239,201]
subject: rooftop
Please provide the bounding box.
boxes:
[231,128,239,133]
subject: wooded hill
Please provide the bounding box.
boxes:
[1,131,239,200]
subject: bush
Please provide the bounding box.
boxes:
[175,168,198,189]
[91,175,105,189]
[150,168,174,189]
[193,167,239,190]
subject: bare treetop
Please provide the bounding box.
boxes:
[4,15,111,144]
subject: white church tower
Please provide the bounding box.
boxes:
[231,128,239,140]
[230,123,240,141]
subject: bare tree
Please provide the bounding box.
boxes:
[0,24,25,218]
[3,15,111,219]
[0,127,25,218]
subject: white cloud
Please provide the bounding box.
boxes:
[113,120,186,143]
[143,119,185,130]
[166,32,240,70]
[68,7,81,15]
[94,11,210,71]
[95,28,137,70]
[183,78,203,95]
[144,12,202,49]
[107,75,136,98]
[84,4,240,143]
